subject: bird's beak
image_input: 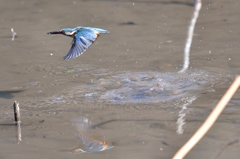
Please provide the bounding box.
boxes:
[47,31,63,34]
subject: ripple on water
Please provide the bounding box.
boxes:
[21,62,230,107]
[41,69,230,107]
[69,70,226,104]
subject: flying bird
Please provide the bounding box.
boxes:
[47,26,109,60]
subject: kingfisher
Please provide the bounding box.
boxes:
[47,26,109,60]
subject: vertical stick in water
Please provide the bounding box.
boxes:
[13,101,20,124]
[13,101,21,143]
[178,0,202,73]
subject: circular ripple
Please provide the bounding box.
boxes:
[67,70,230,104]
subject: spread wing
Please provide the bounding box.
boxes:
[63,29,99,60]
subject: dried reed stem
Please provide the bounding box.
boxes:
[179,0,202,73]
[172,76,240,159]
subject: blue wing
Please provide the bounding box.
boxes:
[63,29,99,60]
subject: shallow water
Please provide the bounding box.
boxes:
[0,0,240,159]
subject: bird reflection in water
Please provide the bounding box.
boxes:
[61,117,115,154]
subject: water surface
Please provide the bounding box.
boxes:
[0,0,240,159]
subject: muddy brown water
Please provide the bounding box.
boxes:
[0,0,240,158]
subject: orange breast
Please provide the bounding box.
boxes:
[70,32,76,38]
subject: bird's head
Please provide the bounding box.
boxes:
[47,28,76,37]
